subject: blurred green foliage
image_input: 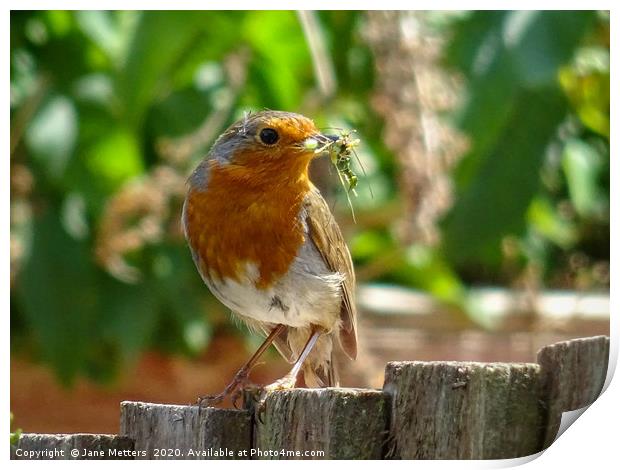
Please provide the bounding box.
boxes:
[10,11,609,384]
[442,11,606,265]
[10,413,22,445]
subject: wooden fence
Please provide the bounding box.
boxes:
[11,335,609,460]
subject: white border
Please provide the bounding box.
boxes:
[5,4,617,468]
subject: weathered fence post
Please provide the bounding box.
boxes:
[383,362,543,459]
[251,388,387,459]
[119,402,252,459]
[10,336,610,460]
[537,335,609,448]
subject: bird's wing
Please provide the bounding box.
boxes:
[304,187,358,360]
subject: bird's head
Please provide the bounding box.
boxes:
[206,111,337,180]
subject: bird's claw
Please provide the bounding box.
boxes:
[230,383,259,409]
[255,374,297,422]
[196,393,225,408]
[196,367,254,409]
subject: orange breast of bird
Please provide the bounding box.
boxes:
[184,158,312,290]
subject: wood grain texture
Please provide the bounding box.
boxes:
[119,401,251,459]
[252,388,387,459]
[383,361,543,459]
[11,335,611,460]
[11,433,134,460]
[537,335,610,448]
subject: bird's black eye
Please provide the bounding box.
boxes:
[259,128,279,145]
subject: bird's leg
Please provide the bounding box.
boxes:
[197,323,286,408]
[256,326,323,414]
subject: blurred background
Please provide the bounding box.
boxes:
[10,10,609,433]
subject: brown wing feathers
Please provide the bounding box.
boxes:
[304,188,358,360]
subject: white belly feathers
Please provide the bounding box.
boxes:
[204,238,344,330]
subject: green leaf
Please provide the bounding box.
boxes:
[350,230,391,260]
[527,196,577,248]
[319,11,372,93]
[167,13,243,90]
[447,13,520,187]
[452,60,518,188]
[74,11,126,63]
[444,11,505,75]
[505,11,596,87]
[10,412,22,445]
[559,46,610,137]
[84,127,143,190]
[446,11,595,88]
[149,245,213,355]
[442,11,598,267]
[182,318,211,354]
[100,276,159,365]
[15,208,99,385]
[43,10,73,36]
[243,11,311,109]
[73,73,115,111]
[442,88,567,266]
[34,33,95,90]
[25,95,78,181]
[447,11,595,188]
[147,86,214,138]
[562,138,605,217]
[395,246,465,303]
[117,11,214,128]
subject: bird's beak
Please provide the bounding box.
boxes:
[302,134,339,157]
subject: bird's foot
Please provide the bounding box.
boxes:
[196,366,255,409]
[255,373,298,420]
[261,373,298,394]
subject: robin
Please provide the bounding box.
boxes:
[182,110,357,405]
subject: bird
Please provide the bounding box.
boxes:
[182,110,357,406]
